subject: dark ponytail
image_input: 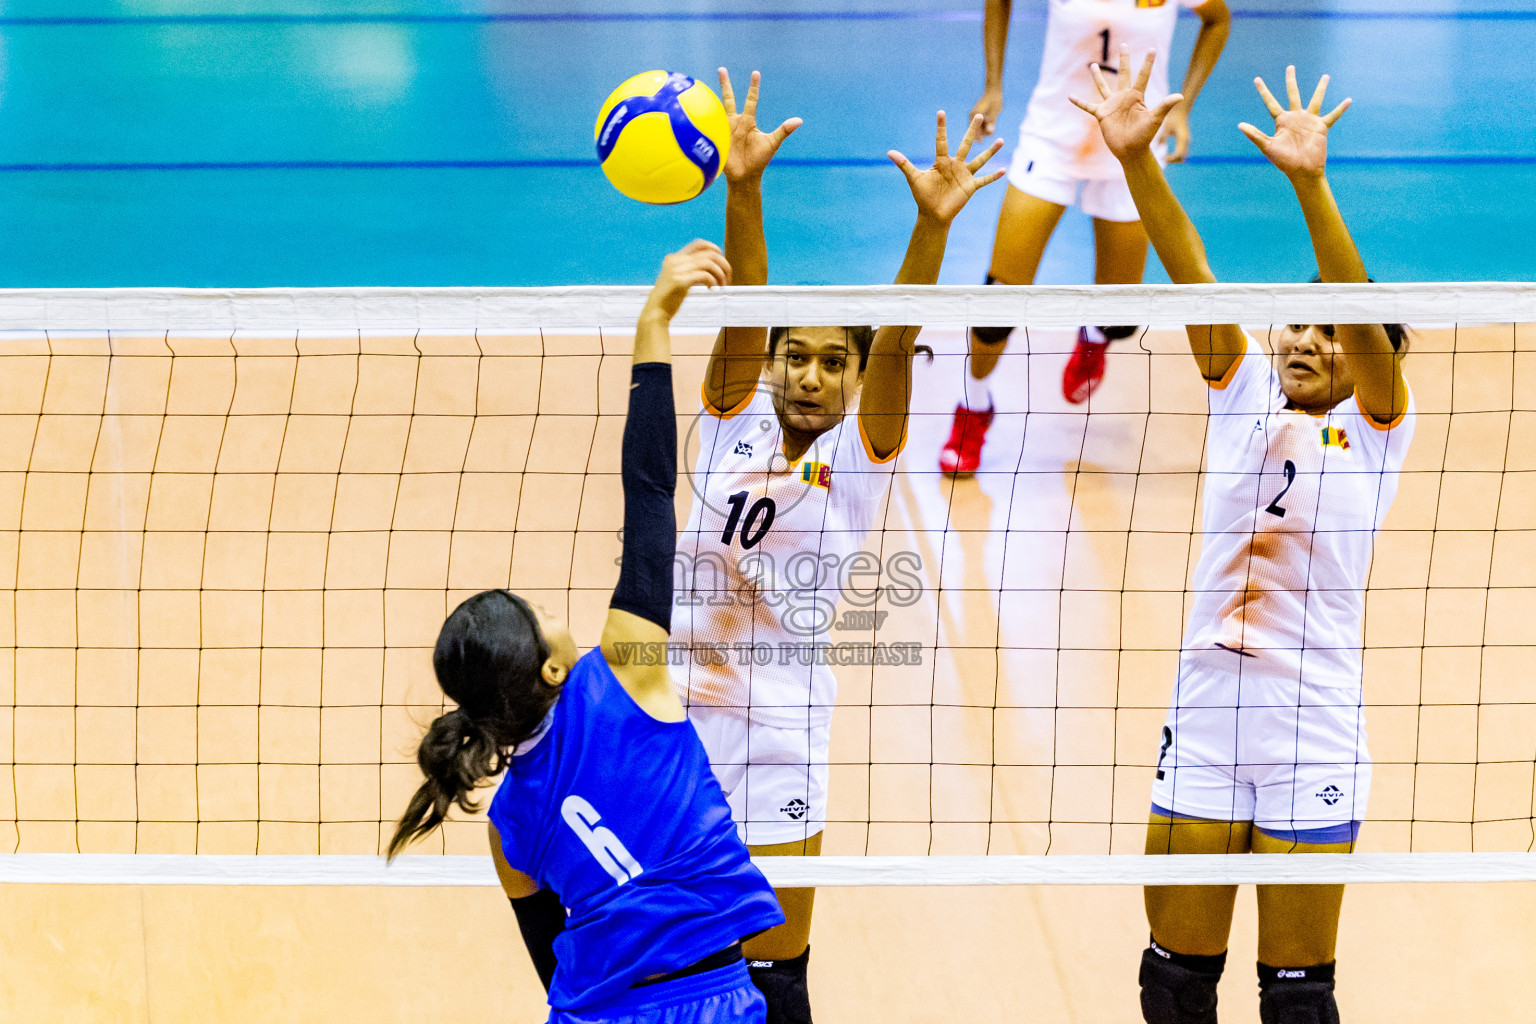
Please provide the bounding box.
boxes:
[387,590,558,859]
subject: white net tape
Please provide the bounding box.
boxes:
[2,285,1533,887]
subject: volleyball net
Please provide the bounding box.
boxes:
[1,283,1534,887]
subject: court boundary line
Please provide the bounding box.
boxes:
[0,282,1532,332]
[3,9,1534,27]
[0,853,1532,886]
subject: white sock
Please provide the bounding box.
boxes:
[961,375,992,412]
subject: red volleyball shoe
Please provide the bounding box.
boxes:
[1062,327,1109,405]
[939,403,995,477]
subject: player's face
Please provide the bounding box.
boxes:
[768,328,862,435]
[1275,324,1357,413]
[525,600,578,684]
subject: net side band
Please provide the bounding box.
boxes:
[1,854,1532,887]
[0,282,1532,331]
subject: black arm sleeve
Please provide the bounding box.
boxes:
[610,362,677,632]
[510,888,565,991]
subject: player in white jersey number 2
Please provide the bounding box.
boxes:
[941,0,1230,476]
[669,70,1005,1024]
[1077,54,1414,1024]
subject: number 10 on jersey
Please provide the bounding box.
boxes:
[721,490,776,549]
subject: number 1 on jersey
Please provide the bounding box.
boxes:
[721,490,776,549]
[1099,28,1110,64]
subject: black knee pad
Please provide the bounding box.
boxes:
[1098,324,1140,342]
[748,946,812,1024]
[972,274,1015,346]
[1139,943,1224,1024]
[1258,962,1339,1024]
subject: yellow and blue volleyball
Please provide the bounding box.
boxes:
[594,71,732,205]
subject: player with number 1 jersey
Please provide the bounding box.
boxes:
[941,0,1230,477]
[669,69,1007,1024]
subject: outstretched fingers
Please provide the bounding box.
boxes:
[1117,45,1132,85]
[1133,49,1157,94]
[934,110,949,164]
[769,117,803,145]
[1152,93,1185,121]
[887,149,919,185]
[966,137,1005,174]
[743,70,761,118]
[955,113,983,161]
[1254,76,1283,120]
[1069,93,1101,117]
[1307,73,1330,114]
[1284,64,1302,110]
[1322,97,1351,127]
[1237,121,1273,151]
[974,167,1007,189]
[717,68,736,115]
[1089,62,1112,100]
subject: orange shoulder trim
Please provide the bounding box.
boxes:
[1205,349,1246,391]
[1361,405,1408,432]
[701,380,755,420]
[858,413,907,465]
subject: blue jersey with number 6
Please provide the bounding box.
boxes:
[488,647,783,1011]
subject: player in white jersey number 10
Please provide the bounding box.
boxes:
[941,0,1231,476]
[669,70,1006,1024]
[1076,53,1414,1024]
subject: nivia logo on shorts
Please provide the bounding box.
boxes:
[1316,784,1343,806]
[780,798,808,820]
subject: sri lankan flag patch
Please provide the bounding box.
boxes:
[801,462,831,489]
[1320,426,1350,450]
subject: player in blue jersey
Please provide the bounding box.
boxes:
[388,239,786,1023]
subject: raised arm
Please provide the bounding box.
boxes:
[1072,48,1245,382]
[703,69,801,414]
[971,0,1013,138]
[604,241,730,718]
[1240,67,1407,425]
[860,113,1005,459]
[1160,0,1230,163]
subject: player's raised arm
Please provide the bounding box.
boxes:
[1240,66,1408,425]
[1160,0,1230,163]
[703,69,801,415]
[605,241,729,717]
[971,0,1013,137]
[1072,48,1245,382]
[861,112,1005,459]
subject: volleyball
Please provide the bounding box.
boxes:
[594,70,732,205]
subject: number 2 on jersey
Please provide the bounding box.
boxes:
[722,490,776,549]
[1265,460,1297,518]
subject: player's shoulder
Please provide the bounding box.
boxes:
[1207,335,1281,412]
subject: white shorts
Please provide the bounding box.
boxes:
[1005,135,1143,223]
[688,707,829,846]
[1149,648,1370,843]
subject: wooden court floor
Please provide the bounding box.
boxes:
[0,325,1532,1020]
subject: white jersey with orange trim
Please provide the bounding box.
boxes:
[1019,0,1200,179]
[1181,337,1415,691]
[671,384,901,730]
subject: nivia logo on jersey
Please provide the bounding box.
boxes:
[1316,784,1344,806]
[780,798,809,820]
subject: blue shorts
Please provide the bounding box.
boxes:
[550,961,765,1024]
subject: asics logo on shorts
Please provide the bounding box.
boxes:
[1316,784,1344,806]
[780,798,809,820]
[561,794,645,886]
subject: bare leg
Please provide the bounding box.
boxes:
[970,186,1067,382]
[1143,813,1251,956]
[742,831,823,960]
[1252,829,1353,966]
[1091,216,1150,286]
